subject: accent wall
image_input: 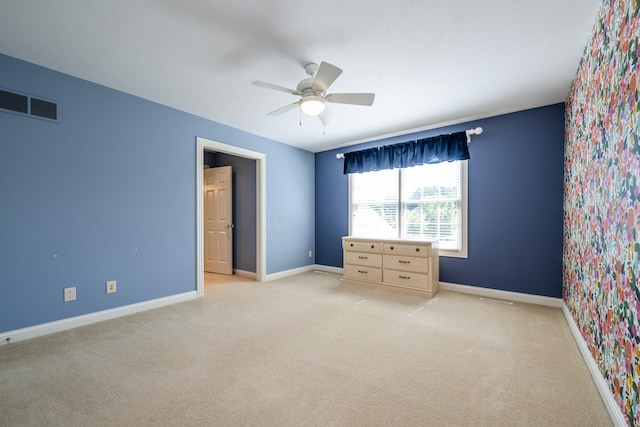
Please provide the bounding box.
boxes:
[563,0,640,424]
[315,104,565,298]
[0,53,315,333]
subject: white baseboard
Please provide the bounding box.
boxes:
[0,291,197,347]
[561,303,626,426]
[264,264,344,281]
[311,264,344,275]
[264,265,316,281]
[439,281,562,307]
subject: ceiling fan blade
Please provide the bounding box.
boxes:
[326,93,375,106]
[312,62,342,92]
[252,81,301,96]
[267,102,300,116]
[318,107,334,127]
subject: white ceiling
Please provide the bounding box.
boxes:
[0,1,600,152]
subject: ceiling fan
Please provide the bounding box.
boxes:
[252,61,375,127]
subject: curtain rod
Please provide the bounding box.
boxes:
[335,127,483,159]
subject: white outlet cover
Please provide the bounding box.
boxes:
[64,287,76,302]
[106,280,117,294]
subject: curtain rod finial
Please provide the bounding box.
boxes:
[465,127,483,143]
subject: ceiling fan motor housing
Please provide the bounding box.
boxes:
[297,78,319,97]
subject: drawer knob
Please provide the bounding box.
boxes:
[390,246,394,250]
[371,245,375,249]
[350,243,354,247]
[416,248,420,252]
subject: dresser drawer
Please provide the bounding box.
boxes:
[345,251,382,268]
[343,240,382,254]
[383,242,430,257]
[383,270,429,290]
[383,254,429,274]
[344,265,383,282]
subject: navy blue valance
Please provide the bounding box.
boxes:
[343,131,470,174]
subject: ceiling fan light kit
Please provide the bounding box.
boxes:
[300,95,325,116]
[252,61,375,130]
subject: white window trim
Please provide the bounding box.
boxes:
[456,160,468,258]
[348,160,468,259]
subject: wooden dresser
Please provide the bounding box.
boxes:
[342,237,439,298]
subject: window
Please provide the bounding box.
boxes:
[349,161,467,257]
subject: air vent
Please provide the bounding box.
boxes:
[0,88,61,122]
[0,89,28,113]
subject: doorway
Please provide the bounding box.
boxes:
[196,137,266,297]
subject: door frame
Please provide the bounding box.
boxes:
[196,137,266,297]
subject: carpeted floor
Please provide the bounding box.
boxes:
[0,271,611,426]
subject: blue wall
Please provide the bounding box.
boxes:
[204,151,257,273]
[0,54,315,333]
[315,104,565,297]
[266,141,316,270]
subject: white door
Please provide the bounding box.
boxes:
[204,166,233,274]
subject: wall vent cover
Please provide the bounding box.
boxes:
[0,88,61,122]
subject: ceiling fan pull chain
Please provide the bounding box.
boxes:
[299,105,302,126]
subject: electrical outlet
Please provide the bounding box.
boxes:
[308,250,313,258]
[106,280,117,294]
[63,287,76,302]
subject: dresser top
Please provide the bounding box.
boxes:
[342,236,438,247]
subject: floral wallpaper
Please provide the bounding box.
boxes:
[564,0,640,425]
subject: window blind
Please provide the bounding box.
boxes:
[350,168,399,238]
[401,162,461,249]
[350,161,464,253]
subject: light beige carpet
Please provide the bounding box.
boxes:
[0,272,611,426]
